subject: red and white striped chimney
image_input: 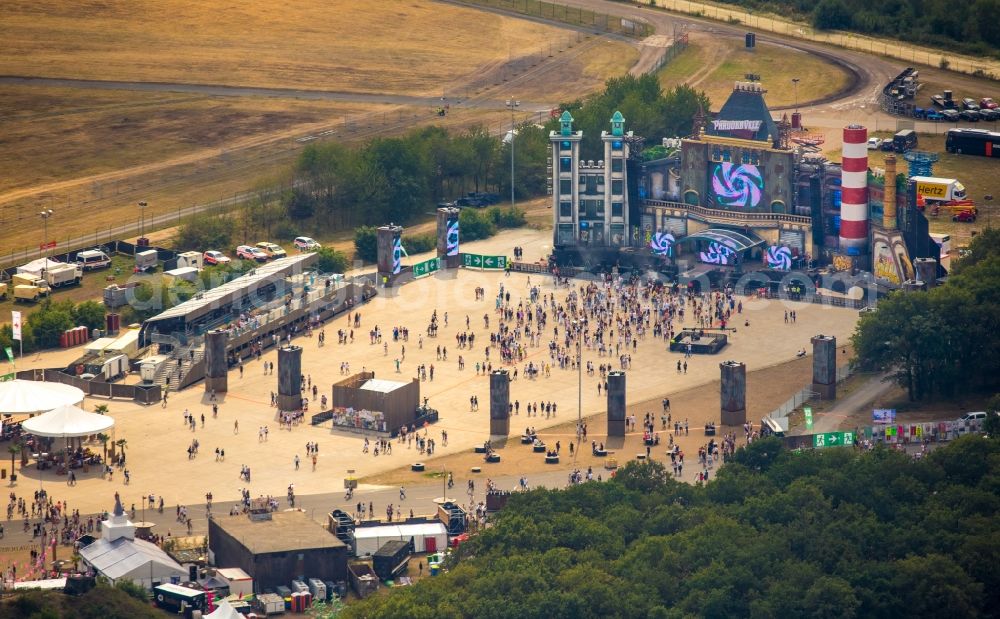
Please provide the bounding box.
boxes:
[839,125,869,252]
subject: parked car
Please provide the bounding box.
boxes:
[941,109,960,121]
[236,245,268,262]
[960,109,980,122]
[880,140,895,151]
[980,97,998,109]
[867,137,884,150]
[203,250,231,265]
[255,242,287,259]
[959,411,987,422]
[925,110,944,121]
[293,236,320,251]
[979,108,998,121]
[962,98,980,111]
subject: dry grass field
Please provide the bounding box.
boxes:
[0,86,394,195]
[0,0,567,96]
[658,33,850,109]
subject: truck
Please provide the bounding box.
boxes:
[135,249,158,273]
[44,263,82,288]
[911,177,966,202]
[12,274,51,302]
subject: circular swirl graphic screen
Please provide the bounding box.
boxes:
[711,162,764,209]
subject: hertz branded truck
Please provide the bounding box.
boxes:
[911,177,967,203]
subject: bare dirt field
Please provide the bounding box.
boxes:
[0,0,566,96]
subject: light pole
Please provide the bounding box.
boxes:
[39,209,53,261]
[506,98,520,208]
[792,78,800,114]
[138,200,148,243]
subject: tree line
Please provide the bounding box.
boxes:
[851,228,1000,401]
[676,0,1000,58]
[284,125,549,234]
[556,75,710,162]
[342,436,1000,618]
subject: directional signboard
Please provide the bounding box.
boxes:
[813,431,855,448]
[461,253,506,270]
[803,406,813,431]
[412,257,440,279]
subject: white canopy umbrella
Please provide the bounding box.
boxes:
[0,380,85,416]
[22,404,113,438]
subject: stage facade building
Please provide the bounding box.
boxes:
[549,80,943,286]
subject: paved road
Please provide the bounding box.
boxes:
[813,371,895,433]
[0,463,618,552]
[555,0,899,112]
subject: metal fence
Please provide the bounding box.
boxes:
[767,364,854,420]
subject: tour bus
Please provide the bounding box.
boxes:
[945,128,1000,157]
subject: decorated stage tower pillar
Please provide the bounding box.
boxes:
[376,225,403,287]
[719,361,747,426]
[277,345,303,411]
[204,329,228,394]
[811,335,837,400]
[839,125,869,259]
[489,370,510,439]
[607,371,626,437]
[437,207,461,269]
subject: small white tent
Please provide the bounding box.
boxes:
[205,600,245,619]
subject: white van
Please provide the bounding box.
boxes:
[76,249,112,271]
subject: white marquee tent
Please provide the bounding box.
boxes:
[17,257,63,277]
[0,380,84,416]
[22,404,113,438]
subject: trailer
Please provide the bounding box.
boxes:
[82,354,128,381]
[176,251,204,270]
[139,354,170,382]
[164,266,200,284]
[45,263,82,288]
[153,583,208,618]
[348,563,379,598]
[104,329,140,358]
[255,592,285,615]
[372,539,412,581]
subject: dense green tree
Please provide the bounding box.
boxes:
[314,246,350,273]
[342,437,999,619]
[353,226,378,263]
[852,230,1000,400]
[72,300,106,331]
[175,214,234,252]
